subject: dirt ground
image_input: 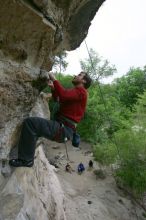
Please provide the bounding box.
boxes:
[45,140,145,220]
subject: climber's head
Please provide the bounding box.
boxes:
[72,72,92,89]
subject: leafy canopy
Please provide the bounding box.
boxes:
[80,48,116,81]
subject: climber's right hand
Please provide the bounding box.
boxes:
[47,80,54,90]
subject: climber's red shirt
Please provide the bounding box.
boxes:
[52,80,87,123]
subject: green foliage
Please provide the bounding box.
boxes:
[93,127,146,196]
[93,142,117,165]
[114,129,146,196]
[115,67,146,109]
[133,91,146,129]
[80,48,116,81]
[93,90,146,197]
[77,82,131,143]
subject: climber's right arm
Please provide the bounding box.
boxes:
[47,79,58,101]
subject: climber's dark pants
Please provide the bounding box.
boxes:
[18,117,73,161]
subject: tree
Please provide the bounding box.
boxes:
[53,51,68,73]
[133,90,146,129]
[80,48,116,81]
[115,67,146,109]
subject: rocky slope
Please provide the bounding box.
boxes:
[43,141,145,220]
[0,0,105,219]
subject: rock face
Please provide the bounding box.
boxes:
[0,0,105,156]
[0,0,105,219]
[0,95,67,220]
[0,146,66,220]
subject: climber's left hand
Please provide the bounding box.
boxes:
[48,72,56,81]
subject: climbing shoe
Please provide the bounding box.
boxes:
[9,159,34,167]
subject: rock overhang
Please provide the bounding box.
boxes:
[0,0,105,70]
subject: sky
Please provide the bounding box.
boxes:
[64,0,146,81]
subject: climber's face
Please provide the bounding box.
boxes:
[72,72,85,86]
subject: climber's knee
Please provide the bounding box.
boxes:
[23,117,36,125]
[23,117,31,124]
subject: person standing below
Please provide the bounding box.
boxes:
[9,72,92,167]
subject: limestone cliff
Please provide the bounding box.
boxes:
[0,95,67,220]
[0,0,105,219]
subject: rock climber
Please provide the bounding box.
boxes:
[9,72,92,167]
